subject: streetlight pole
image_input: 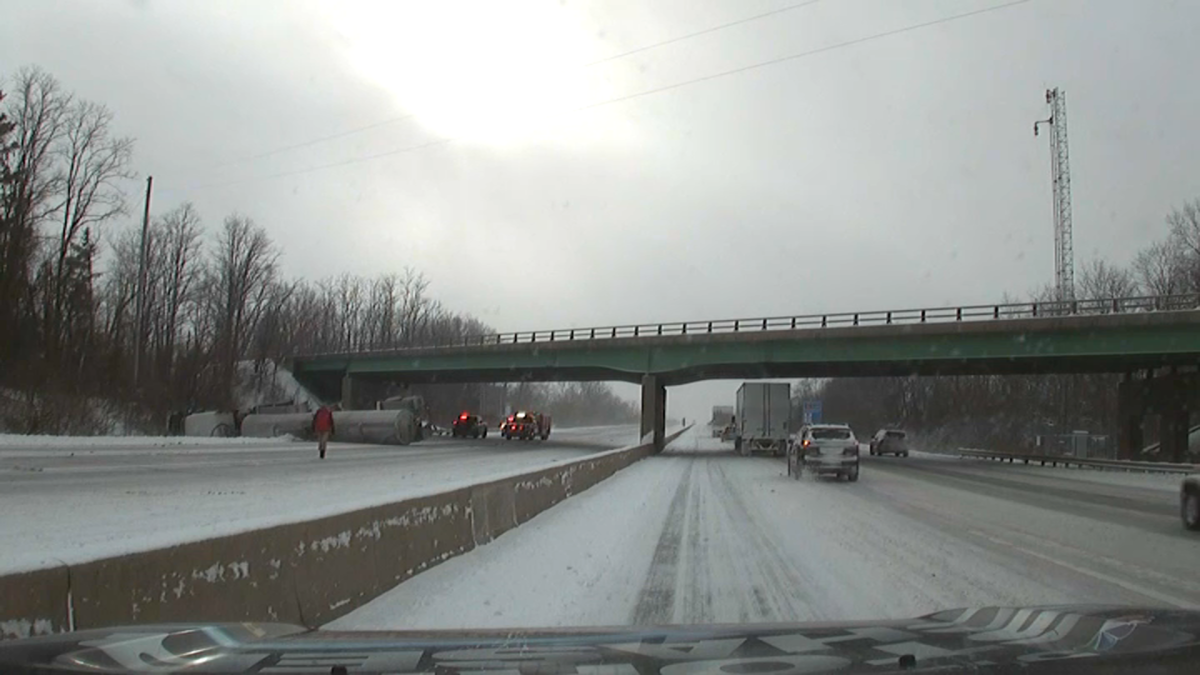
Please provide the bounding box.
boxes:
[132,175,153,387]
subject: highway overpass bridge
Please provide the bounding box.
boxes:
[286,295,1200,458]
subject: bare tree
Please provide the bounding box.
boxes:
[154,203,202,376]
[1167,198,1200,291]
[49,99,134,358]
[1133,240,1185,297]
[1076,258,1139,306]
[0,67,69,365]
[367,273,399,349]
[334,273,365,351]
[210,214,278,404]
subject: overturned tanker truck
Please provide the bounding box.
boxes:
[186,395,428,445]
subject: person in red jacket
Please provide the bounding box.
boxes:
[312,405,335,459]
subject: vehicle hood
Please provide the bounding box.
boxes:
[1,606,1198,674]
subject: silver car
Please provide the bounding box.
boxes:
[870,428,910,457]
[788,424,860,482]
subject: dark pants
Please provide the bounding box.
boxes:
[317,430,331,458]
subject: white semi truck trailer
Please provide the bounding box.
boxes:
[734,382,791,456]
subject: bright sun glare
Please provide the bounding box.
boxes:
[325,0,619,146]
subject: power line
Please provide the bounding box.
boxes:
[580,0,825,67]
[572,0,1034,114]
[195,1,825,174]
[195,0,1033,190]
[209,113,418,169]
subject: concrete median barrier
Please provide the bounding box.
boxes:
[0,426,689,638]
[0,567,71,640]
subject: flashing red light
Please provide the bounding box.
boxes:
[459,413,469,420]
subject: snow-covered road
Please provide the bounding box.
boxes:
[331,426,1198,630]
[0,425,639,574]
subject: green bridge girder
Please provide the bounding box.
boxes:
[287,310,1200,401]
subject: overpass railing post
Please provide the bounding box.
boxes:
[821,315,827,328]
[707,321,713,333]
[657,324,663,335]
[734,320,740,332]
[922,309,927,322]
[549,330,555,342]
[993,306,999,319]
[762,318,768,330]
[682,323,688,335]
[853,314,859,326]
[633,326,639,337]
[886,311,892,325]
[590,328,596,339]
[569,329,575,340]
[611,327,617,338]
[791,317,797,329]
[956,308,962,321]
[1032,303,1038,317]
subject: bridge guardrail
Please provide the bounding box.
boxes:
[296,293,1200,356]
[957,448,1198,475]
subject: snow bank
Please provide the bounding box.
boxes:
[234,359,323,410]
[0,433,278,449]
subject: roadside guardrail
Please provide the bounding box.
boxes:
[957,448,1198,475]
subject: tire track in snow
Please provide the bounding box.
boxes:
[709,458,830,622]
[632,458,693,624]
[681,460,713,623]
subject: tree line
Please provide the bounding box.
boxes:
[800,200,1200,455]
[0,66,635,434]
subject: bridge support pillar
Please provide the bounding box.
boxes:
[341,374,358,410]
[640,375,666,453]
[1117,376,1145,461]
[1118,373,1197,461]
[1160,394,1190,464]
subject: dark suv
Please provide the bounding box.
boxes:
[452,413,489,439]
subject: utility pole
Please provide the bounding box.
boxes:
[1034,88,1075,302]
[132,175,153,386]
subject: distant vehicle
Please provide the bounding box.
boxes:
[789,423,860,482]
[1183,475,1200,531]
[719,422,735,442]
[734,382,790,456]
[503,411,551,441]
[452,412,488,439]
[870,429,910,457]
[710,405,734,437]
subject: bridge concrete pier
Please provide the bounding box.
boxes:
[640,375,666,453]
[341,375,356,410]
[341,374,385,410]
[1118,372,1197,461]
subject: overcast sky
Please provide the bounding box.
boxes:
[4,0,1199,422]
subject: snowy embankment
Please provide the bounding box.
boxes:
[0,433,279,451]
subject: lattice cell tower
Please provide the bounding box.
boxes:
[1034,88,1075,301]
